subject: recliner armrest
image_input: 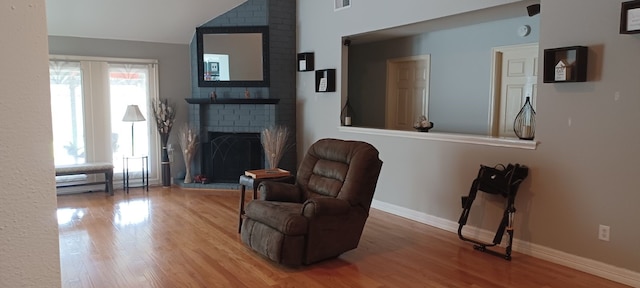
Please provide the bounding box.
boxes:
[302,197,351,217]
[258,181,302,203]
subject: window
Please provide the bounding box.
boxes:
[109,63,152,167]
[50,56,159,184]
[50,61,85,165]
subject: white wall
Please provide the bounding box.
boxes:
[0,1,61,287]
[297,0,640,283]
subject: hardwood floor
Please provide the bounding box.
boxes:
[57,186,629,288]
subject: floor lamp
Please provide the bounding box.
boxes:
[122,105,146,156]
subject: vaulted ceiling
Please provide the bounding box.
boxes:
[45,0,247,44]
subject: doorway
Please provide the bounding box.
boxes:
[385,55,431,131]
[490,43,539,137]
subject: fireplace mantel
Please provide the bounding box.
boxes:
[185,98,280,105]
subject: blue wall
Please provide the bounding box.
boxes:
[188,0,297,178]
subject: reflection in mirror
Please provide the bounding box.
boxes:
[203,54,228,81]
[345,1,539,135]
[197,26,269,87]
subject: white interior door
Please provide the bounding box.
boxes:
[385,55,430,131]
[492,44,538,137]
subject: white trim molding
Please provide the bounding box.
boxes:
[50,54,158,64]
[371,199,640,287]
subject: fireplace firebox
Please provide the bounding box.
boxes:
[202,132,264,183]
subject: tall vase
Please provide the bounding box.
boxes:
[184,161,192,183]
[184,166,193,183]
[161,134,171,187]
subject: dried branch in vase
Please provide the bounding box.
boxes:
[261,126,292,170]
[151,98,176,140]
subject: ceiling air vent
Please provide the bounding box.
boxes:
[335,0,351,11]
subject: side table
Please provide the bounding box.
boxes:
[238,173,295,233]
[123,155,149,193]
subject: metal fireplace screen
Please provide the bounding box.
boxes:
[203,132,264,183]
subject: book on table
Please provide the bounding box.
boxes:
[244,168,290,179]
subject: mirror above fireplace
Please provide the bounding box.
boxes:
[196,26,270,87]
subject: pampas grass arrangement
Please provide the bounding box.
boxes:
[151,98,176,138]
[261,126,291,170]
[178,125,198,183]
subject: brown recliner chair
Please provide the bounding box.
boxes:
[240,138,383,266]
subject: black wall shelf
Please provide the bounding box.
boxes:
[543,46,588,83]
[185,98,280,105]
[620,0,640,34]
[297,52,314,71]
[315,69,336,92]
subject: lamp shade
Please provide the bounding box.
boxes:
[122,105,145,122]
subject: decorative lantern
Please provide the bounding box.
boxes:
[340,98,354,126]
[513,97,536,140]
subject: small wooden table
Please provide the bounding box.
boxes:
[238,170,294,233]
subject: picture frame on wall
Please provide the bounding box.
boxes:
[620,0,640,34]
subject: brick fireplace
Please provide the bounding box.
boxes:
[181,0,296,188]
[182,98,288,188]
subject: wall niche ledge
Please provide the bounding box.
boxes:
[338,126,538,150]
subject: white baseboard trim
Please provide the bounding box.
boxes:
[371,199,640,287]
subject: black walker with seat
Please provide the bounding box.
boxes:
[458,163,528,260]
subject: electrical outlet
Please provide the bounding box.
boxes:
[598,225,610,241]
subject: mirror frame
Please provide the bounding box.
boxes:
[196,26,270,87]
